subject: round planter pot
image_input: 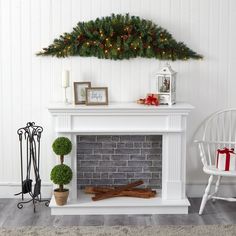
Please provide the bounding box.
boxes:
[54,189,69,206]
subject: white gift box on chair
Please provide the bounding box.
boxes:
[216,148,236,171]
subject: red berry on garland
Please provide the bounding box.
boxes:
[99,44,104,49]
[123,35,128,40]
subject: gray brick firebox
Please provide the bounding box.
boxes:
[77,135,162,189]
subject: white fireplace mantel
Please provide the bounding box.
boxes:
[48,102,194,215]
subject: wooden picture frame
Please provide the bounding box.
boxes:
[85,87,108,105]
[74,82,91,104]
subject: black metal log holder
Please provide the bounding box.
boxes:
[15,122,49,212]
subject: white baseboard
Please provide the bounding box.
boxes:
[0,182,52,198]
[1,182,236,199]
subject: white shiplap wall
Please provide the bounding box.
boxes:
[0,0,236,197]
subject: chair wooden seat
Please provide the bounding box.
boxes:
[195,108,236,215]
[203,165,236,177]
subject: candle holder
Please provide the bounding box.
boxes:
[63,87,69,104]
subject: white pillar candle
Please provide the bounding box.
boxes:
[62,70,70,88]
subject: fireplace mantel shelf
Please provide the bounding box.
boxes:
[48,102,194,215]
[48,102,194,113]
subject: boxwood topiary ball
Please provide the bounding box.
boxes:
[50,164,73,185]
[52,137,72,156]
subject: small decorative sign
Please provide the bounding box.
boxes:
[74,82,91,104]
[86,87,108,105]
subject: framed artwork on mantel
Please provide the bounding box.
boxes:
[85,87,108,105]
[74,82,91,104]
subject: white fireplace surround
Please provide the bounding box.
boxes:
[48,102,193,215]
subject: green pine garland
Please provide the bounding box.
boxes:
[37,14,203,61]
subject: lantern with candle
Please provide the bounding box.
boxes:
[62,70,70,104]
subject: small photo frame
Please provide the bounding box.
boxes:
[86,87,108,105]
[74,82,91,104]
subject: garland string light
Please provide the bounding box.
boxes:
[37,14,203,61]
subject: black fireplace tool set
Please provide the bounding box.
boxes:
[15,122,49,212]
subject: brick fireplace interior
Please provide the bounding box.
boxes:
[77,135,162,190]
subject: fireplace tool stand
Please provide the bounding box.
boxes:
[15,122,49,212]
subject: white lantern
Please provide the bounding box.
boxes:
[155,63,176,105]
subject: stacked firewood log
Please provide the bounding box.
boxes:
[84,180,156,201]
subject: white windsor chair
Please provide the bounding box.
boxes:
[195,108,236,215]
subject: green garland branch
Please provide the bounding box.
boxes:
[37,14,203,61]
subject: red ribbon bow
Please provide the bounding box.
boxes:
[217,147,235,171]
[145,94,159,106]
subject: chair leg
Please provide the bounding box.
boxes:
[199,175,213,215]
[212,176,221,203]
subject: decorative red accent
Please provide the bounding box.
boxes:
[144,94,159,106]
[216,148,235,171]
